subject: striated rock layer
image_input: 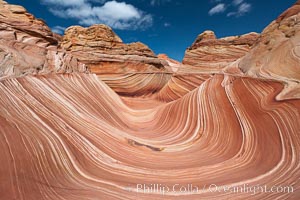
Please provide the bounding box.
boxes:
[60,25,171,96]
[0,74,299,200]
[182,30,259,73]
[0,0,300,200]
[60,25,167,73]
[0,0,87,80]
[224,0,300,100]
[0,0,170,96]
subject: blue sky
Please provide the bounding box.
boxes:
[5,0,296,61]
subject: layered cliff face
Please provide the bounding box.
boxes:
[60,25,170,96]
[0,0,87,80]
[159,31,260,102]
[0,0,170,95]
[224,0,300,100]
[0,0,300,200]
[60,25,166,73]
[182,30,259,73]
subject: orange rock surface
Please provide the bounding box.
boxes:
[224,0,300,100]
[0,0,300,199]
[60,25,170,96]
[0,0,87,79]
[183,30,259,73]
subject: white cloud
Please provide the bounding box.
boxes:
[41,0,153,30]
[94,1,140,20]
[51,26,66,34]
[227,2,251,17]
[238,3,251,13]
[226,12,236,17]
[208,3,226,16]
[232,0,244,6]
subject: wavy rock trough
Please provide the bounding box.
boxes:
[0,0,300,199]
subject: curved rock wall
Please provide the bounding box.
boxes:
[0,74,299,199]
[0,0,300,199]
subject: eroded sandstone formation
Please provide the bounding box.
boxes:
[0,0,87,80]
[0,0,171,96]
[182,30,259,72]
[60,25,167,73]
[0,0,300,199]
[60,25,171,96]
[60,24,170,96]
[156,31,260,102]
[224,0,300,100]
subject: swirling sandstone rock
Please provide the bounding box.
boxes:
[0,0,169,96]
[0,0,87,80]
[277,0,300,23]
[224,0,300,100]
[0,74,299,200]
[60,25,170,96]
[158,54,181,72]
[0,0,300,200]
[182,30,259,73]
